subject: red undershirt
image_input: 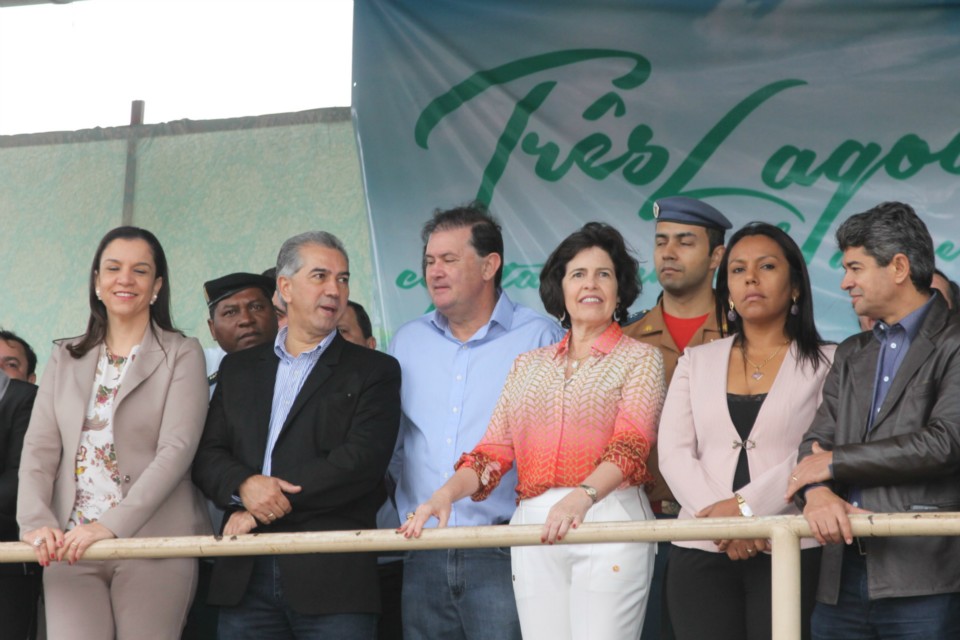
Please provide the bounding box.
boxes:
[663,311,709,353]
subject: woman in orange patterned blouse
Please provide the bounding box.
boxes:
[401,222,666,640]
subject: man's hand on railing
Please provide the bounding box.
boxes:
[801,486,870,545]
[398,490,454,538]
[223,510,258,536]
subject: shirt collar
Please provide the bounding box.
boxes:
[273,325,337,360]
[873,292,936,343]
[429,290,515,341]
[555,322,623,359]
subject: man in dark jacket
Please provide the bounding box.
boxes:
[0,373,40,639]
[787,202,960,638]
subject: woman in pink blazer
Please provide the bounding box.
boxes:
[18,227,210,640]
[658,222,835,640]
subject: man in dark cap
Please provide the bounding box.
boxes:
[203,272,280,392]
[623,195,732,640]
[186,272,282,639]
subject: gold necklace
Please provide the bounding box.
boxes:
[741,340,789,381]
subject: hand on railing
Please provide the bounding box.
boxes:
[22,526,64,567]
[223,510,258,536]
[398,491,454,538]
[801,486,870,546]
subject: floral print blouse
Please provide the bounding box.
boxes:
[67,344,139,529]
[457,323,666,502]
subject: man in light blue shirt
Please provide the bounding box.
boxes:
[390,203,562,640]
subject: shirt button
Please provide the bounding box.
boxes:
[890,343,897,349]
[883,376,889,382]
[444,472,450,479]
[456,374,462,381]
[123,475,131,483]
[852,501,859,508]
[446,438,452,444]
[452,407,459,413]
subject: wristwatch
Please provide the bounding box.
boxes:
[734,492,754,517]
[579,484,599,504]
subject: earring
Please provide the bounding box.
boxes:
[727,301,738,322]
[790,295,799,316]
[150,294,158,305]
[95,288,101,300]
[559,311,567,324]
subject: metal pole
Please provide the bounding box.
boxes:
[121,99,145,225]
[770,525,801,640]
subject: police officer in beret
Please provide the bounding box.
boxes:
[623,196,731,640]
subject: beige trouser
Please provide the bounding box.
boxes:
[510,487,656,640]
[43,557,197,640]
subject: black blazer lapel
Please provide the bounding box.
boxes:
[278,336,343,438]
[251,348,281,463]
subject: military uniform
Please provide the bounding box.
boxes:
[624,299,724,510]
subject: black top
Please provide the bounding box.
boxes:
[727,393,767,492]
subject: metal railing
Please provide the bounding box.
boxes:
[4,513,960,640]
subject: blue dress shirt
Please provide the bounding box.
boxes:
[389,292,562,528]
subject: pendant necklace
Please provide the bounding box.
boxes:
[741,340,789,381]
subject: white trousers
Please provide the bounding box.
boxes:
[509,486,655,640]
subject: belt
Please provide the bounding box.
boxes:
[852,537,868,556]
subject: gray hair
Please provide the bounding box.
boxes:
[276,231,349,278]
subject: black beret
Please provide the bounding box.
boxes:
[204,272,275,309]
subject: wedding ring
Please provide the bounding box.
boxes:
[267,512,276,520]
[791,475,799,482]
[406,513,415,521]
[748,547,755,554]
[32,538,43,548]
[71,542,79,547]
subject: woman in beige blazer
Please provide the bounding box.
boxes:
[18,226,210,640]
[658,222,835,640]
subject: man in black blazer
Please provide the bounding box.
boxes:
[1,373,41,639]
[193,231,401,639]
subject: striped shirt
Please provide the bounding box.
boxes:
[262,326,337,476]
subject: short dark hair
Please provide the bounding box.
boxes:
[717,222,829,372]
[421,202,504,288]
[69,226,179,359]
[706,227,726,254]
[539,222,640,329]
[934,268,960,316]
[836,202,935,293]
[0,329,37,376]
[347,301,374,340]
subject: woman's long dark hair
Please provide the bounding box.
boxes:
[716,222,830,372]
[67,226,180,359]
